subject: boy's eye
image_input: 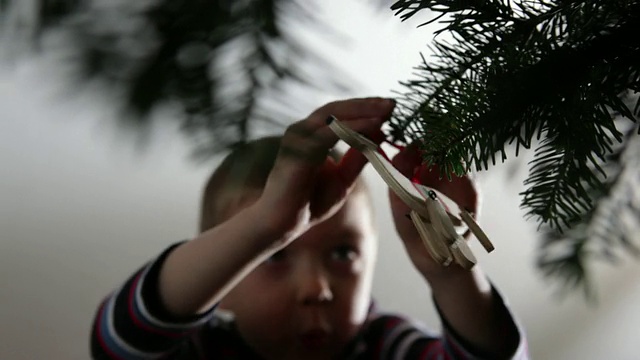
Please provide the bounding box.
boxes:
[330,245,358,262]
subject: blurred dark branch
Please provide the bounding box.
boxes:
[1,0,357,155]
[538,121,640,300]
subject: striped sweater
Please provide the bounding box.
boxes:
[91,244,529,359]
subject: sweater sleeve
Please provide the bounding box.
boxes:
[436,285,528,360]
[90,243,217,359]
[366,288,529,360]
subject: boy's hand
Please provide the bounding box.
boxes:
[257,97,395,246]
[388,144,479,277]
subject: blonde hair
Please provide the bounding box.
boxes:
[199,136,371,233]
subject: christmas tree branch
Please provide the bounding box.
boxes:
[538,122,640,298]
[1,0,349,151]
[389,0,639,231]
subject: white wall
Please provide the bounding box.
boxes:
[1,2,640,359]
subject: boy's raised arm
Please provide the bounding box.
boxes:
[157,202,286,316]
[90,97,395,358]
[159,97,394,317]
[386,146,528,359]
[90,201,289,359]
[427,266,525,359]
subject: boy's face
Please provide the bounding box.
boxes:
[219,191,377,360]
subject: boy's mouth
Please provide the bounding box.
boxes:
[300,329,329,348]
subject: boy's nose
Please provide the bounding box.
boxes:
[296,266,333,305]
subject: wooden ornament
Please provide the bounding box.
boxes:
[459,209,494,253]
[327,115,494,269]
[408,210,453,266]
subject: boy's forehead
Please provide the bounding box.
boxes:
[212,173,374,231]
[345,188,375,226]
[302,193,377,244]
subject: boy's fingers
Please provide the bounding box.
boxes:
[279,120,331,164]
[275,97,394,187]
[301,96,394,161]
[429,168,478,210]
[413,163,478,213]
[390,144,478,212]
[308,97,395,126]
[280,116,386,166]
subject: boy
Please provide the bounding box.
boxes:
[90,97,528,359]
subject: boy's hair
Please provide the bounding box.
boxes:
[199,136,371,232]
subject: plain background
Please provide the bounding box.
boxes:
[2,1,640,359]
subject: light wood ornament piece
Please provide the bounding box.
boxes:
[327,115,495,270]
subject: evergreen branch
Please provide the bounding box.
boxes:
[537,123,640,299]
[390,0,640,232]
[1,0,350,150]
